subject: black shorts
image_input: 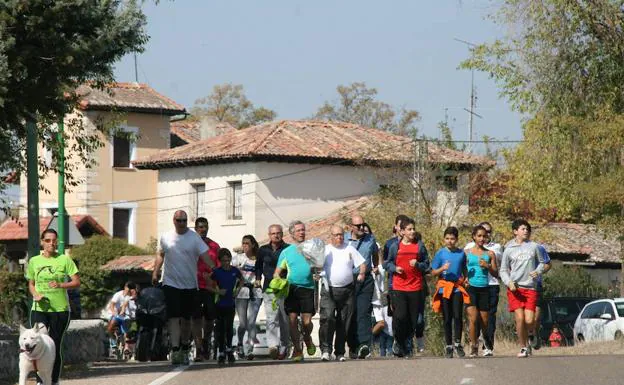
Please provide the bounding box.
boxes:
[284,285,316,315]
[192,288,217,320]
[466,285,490,311]
[163,285,196,320]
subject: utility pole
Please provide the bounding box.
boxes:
[57,121,66,254]
[134,52,139,83]
[454,38,483,153]
[26,120,40,259]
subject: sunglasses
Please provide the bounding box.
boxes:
[352,223,365,228]
[175,218,187,223]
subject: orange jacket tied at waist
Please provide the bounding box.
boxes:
[431,278,470,313]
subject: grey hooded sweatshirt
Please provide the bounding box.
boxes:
[499,240,546,290]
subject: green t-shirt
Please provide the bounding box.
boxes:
[26,254,79,312]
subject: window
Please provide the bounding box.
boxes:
[615,302,624,317]
[113,208,131,241]
[227,181,242,220]
[581,302,607,319]
[113,135,131,167]
[602,302,616,318]
[436,175,459,191]
[190,183,206,220]
[111,126,138,168]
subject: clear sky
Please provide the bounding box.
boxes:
[114,0,523,151]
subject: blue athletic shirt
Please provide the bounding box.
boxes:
[211,267,243,307]
[432,247,466,294]
[466,250,490,288]
[277,244,315,289]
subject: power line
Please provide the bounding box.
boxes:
[60,137,514,210]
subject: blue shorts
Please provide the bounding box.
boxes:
[111,316,129,334]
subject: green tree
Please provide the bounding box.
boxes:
[71,235,148,311]
[0,0,148,194]
[461,0,624,293]
[192,83,277,129]
[543,265,608,299]
[313,82,420,136]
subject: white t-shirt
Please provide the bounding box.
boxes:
[323,244,365,288]
[372,265,387,306]
[233,253,262,300]
[159,229,209,289]
[109,290,128,317]
[124,298,137,319]
[464,241,503,286]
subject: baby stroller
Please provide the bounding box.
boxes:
[135,286,169,362]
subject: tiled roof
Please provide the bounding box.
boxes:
[277,196,372,245]
[170,120,236,144]
[75,82,186,115]
[134,120,495,169]
[535,223,622,265]
[0,215,108,241]
[101,255,156,272]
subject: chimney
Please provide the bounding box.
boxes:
[199,116,221,140]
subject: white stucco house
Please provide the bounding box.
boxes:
[133,120,493,250]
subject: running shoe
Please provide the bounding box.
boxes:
[269,346,279,360]
[291,351,304,362]
[170,349,182,365]
[277,346,288,360]
[321,352,331,361]
[217,352,225,365]
[337,355,347,362]
[304,337,317,356]
[517,347,529,358]
[357,344,370,359]
[236,344,245,359]
[227,349,236,364]
[530,334,541,350]
[482,348,494,357]
[469,345,478,358]
[416,337,425,353]
[444,345,453,359]
[454,343,466,358]
[246,343,255,360]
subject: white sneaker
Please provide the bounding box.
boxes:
[482,348,493,357]
[517,347,529,358]
[416,337,425,353]
[321,352,331,361]
[337,355,346,362]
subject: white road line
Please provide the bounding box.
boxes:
[464,363,475,368]
[147,364,191,385]
[460,378,475,385]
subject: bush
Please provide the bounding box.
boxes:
[71,235,149,311]
[0,270,29,326]
[543,265,608,298]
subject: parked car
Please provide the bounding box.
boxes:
[574,298,624,343]
[539,297,593,347]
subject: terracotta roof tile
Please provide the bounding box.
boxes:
[134,120,495,169]
[535,223,622,265]
[76,82,185,115]
[0,215,108,241]
[101,255,156,272]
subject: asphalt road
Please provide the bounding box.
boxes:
[16,354,624,385]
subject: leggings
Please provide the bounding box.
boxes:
[235,297,262,345]
[441,292,464,346]
[216,306,235,353]
[30,310,70,383]
[391,290,424,351]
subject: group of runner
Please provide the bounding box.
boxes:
[148,210,552,365]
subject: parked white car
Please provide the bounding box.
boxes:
[573,298,624,343]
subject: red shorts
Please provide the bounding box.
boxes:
[507,288,538,312]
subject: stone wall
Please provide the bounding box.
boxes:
[0,319,106,382]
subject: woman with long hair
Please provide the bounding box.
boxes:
[233,234,263,359]
[26,229,80,384]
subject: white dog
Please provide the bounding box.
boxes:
[18,323,56,385]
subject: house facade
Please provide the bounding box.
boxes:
[19,83,186,248]
[135,120,493,250]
